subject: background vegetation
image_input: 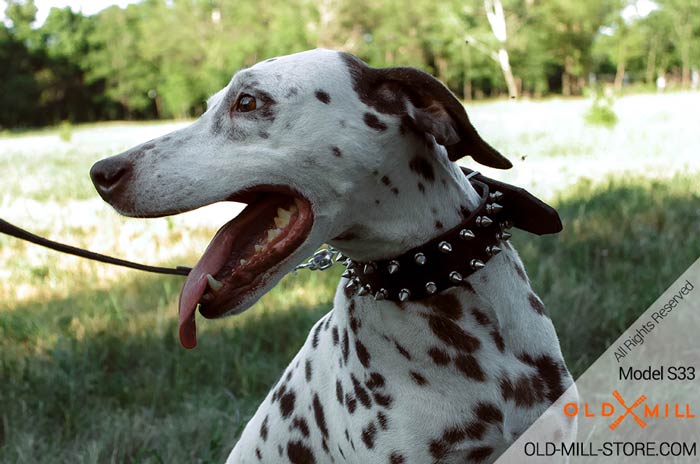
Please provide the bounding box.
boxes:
[1,0,700,461]
[2,0,700,128]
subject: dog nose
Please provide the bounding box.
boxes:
[90,157,132,196]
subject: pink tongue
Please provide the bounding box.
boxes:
[178,220,238,349]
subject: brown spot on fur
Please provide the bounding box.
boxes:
[366,372,385,390]
[355,340,371,368]
[468,446,494,462]
[336,379,344,404]
[409,155,435,182]
[332,146,342,157]
[260,415,269,441]
[315,90,331,104]
[377,411,389,430]
[528,293,546,315]
[373,392,393,408]
[454,354,486,381]
[352,374,372,408]
[426,293,462,320]
[332,326,339,345]
[418,182,425,193]
[426,314,480,353]
[491,330,505,352]
[305,359,312,382]
[519,353,567,403]
[345,393,357,413]
[391,187,399,195]
[312,322,322,348]
[474,402,503,424]
[342,329,350,363]
[291,416,310,437]
[287,440,316,464]
[364,112,388,131]
[428,347,451,365]
[393,340,412,360]
[410,371,428,386]
[470,307,491,326]
[279,390,296,418]
[312,393,329,438]
[389,451,405,464]
[361,421,377,449]
[435,220,443,229]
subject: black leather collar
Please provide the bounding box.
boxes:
[342,167,563,302]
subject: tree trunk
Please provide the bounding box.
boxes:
[497,48,518,98]
[484,0,518,99]
[463,78,472,101]
[614,42,627,92]
[562,56,574,96]
[645,39,657,85]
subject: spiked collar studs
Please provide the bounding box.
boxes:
[343,173,513,302]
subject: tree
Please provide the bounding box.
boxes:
[535,0,623,95]
[657,0,700,87]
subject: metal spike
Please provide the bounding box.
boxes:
[497,231,512,241]
[398,288,411,302]
[341,269,354,279]
[345,278,359,292]
[345,260,357,269]
[414,253,426,265]
[470,259,485,270]
[486,203,503,215]
[335,253,347,262]
[438,241,452,253]
[459,229,475,240]
[486,245,502,256]
[449,271,463,283]
[500,220,513,230]
[374,288,388,300]
[425,282,437,294]
[489,191,503,202]
[358,284,372,296]
[363,262,376,275]
[476,216,493,228]
[388,260,400,274]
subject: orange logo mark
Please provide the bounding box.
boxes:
[609,390,647,430]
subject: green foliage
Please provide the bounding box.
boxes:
[585,93,618,127]
[1,0,699,128]
[58,120,72,142]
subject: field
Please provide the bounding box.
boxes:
[1,92,700,463]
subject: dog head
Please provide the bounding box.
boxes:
[90,49,509,348]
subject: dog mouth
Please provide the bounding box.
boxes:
[178,187,313,349]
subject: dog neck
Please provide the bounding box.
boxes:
[329,138,481,262]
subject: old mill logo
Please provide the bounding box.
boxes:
[564,390,696,430]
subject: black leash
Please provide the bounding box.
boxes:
[0,218,191,276]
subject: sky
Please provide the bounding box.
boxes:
[0,0,141,26]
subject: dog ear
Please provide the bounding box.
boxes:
[381,67,511,169]
[342,52,512,169]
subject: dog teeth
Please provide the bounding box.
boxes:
[267,228,282,242]
[239,259,247,266]
[206,274,224,292]
[277,207,292,222]
[255,244,264,253]
[274,216,289,228]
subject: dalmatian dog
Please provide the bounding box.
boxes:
[90,49,577,463]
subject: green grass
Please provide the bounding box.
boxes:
[1,93,699,462]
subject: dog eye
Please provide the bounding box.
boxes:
[235,94,257,113]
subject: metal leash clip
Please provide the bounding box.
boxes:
[294,246,344,272]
